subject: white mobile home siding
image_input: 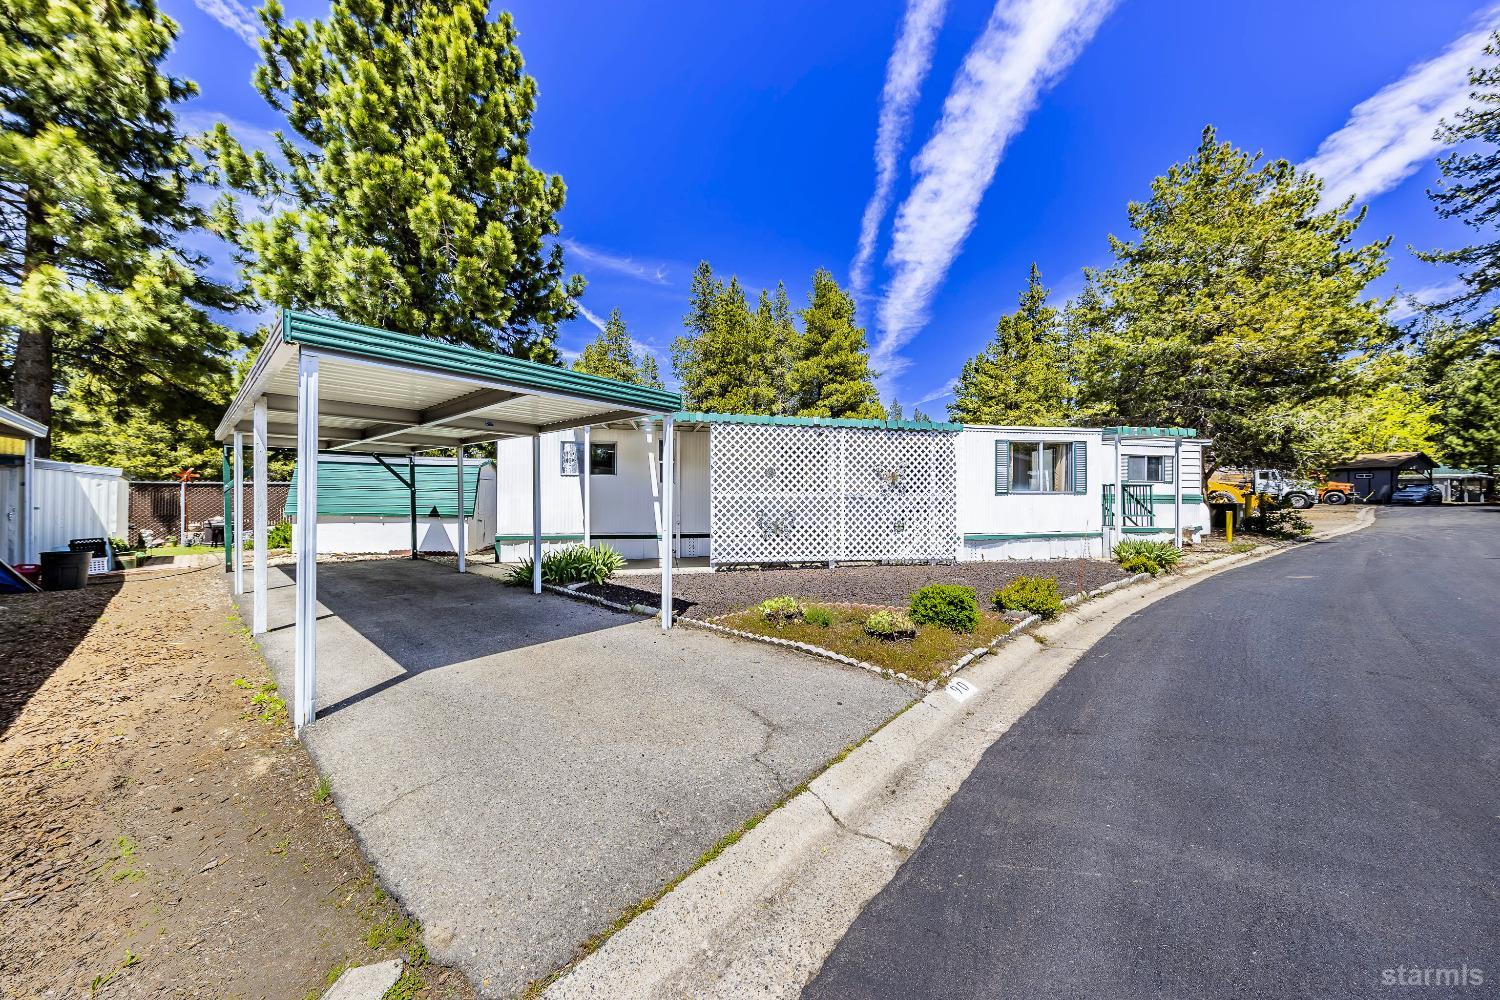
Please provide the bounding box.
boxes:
[0,459,128,562]
[958,428,1108,560]
[1107,439,1210,545]
[495,426,711,562]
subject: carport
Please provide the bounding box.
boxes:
[214,311,682,731]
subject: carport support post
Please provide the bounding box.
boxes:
[661,414,674,630]
[531,433,542,594]
[232,432,245,595]
[1173,438,1184,550]
[408,456,417,559]
[456,446,466,573]
[252,398,268,636]
[582,425,591,548]
[294,352,320,733]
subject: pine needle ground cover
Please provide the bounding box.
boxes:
[716,604,1009,684]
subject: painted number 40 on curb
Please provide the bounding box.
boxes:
[945,677,979,703]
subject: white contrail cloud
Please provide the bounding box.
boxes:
[575,303,609,332]
[851,0,950,304]
[1304,6,1500,208]
[874,0,1117,380]
[563,239,670,285]
[913,378,957,406]
[191,0,261,51]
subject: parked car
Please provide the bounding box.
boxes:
[1390,482,1442,505]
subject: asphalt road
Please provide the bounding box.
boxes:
[805,507,1500,999]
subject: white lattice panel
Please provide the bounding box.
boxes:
[709,424,959,565]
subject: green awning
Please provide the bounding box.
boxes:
[285,459,483,517]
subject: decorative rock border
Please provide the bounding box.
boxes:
[539,572,1156,692]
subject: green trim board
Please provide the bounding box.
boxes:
[1150,494,1205,503]
[964,531,1102,541]
[282,311,682,413]
[1102,425,1199,438]
[675,411,961,432]
[287,458,483,517]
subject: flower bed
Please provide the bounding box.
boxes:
[713,602,1010,684]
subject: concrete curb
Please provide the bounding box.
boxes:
[540,512,1378,1000]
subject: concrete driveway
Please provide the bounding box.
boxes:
[236,559,910,997]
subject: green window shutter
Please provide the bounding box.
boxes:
[995,441,1010,495]
[1073,441,1088,494]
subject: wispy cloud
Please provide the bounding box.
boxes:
[178,110,282,157]
[563,239,670,285]
[851,0,950,304]
[913,378,957,406]
[1303,6,1500,208]
[874,0,1117,380]
[1390,278,1466,320]
[575,303,609,332]
[190,0,261,51]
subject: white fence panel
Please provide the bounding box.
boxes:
[709,424,959,565]
[33,459,128,554]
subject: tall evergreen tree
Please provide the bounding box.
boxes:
[202,0,581,360]
[0,0,241,456]
[572,309,662,388]
[949,264,1072,426]
[672,261,778,413]
[787,269,883,418]
[1074,127,1393,472]
[1418,31,1500,329]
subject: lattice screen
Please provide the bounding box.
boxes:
[709,424,959,565]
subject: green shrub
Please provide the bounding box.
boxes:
[504,543,626,587]
[758,596,804,622]
[994,576,1065,620]
[1113,539,1182,576]
[864,609,917,640]
[240,521,293,551]
[908,584,979,633]
[803,605,835,628]
[1254,503,1313,539]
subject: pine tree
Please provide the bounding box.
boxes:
[0,0,242,456]
[573,309,662,388]
[886,398,904,420]
[1074,127,1394,472]
[672,261,778,413]
[202,0,581,360]
[949,264,1071,426]
[1418,31,1500,328]
[787,269,883,418]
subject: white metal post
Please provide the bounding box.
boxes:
[252,398,268,635]
[1174,438,1184,550]
[20,437,35,563]
[178,479,186,545]
[661,414,674,630]
[456,446,466,572]
[1112,435,1122,555]
[294,353,320,733]
[531,433,542,594]
[582,425,591,548]
[232,431,245,595]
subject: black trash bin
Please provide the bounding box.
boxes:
[41,550,91,591]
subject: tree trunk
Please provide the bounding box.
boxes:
[14,186,53,458]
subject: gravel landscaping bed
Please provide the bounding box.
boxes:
[579,559,1128,620]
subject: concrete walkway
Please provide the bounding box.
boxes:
[236,559,910,997]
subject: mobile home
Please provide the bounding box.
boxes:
[494,414,1210,565]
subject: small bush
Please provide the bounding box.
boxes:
[505,543,626,587]
[994,576,1065,620]
[759,596,804,622]
[864,609,917,640]
[908,584,979,633]
[1254,503,1313,539]
[1113,539,1182,576]
[803,605,835,628]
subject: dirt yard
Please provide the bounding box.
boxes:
[0,566,474,1000]
[579,558,1128,620]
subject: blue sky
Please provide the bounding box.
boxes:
[166,0,1496,413]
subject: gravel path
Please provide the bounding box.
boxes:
[580,559,1127,620]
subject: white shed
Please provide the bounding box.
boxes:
[1,404,129,565]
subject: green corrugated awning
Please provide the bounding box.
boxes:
[285,459,484,517]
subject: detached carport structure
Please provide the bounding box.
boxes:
[215,311,682,731]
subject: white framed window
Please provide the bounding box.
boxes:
[1008,441,1073,493]
[1126,455,1170,483]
